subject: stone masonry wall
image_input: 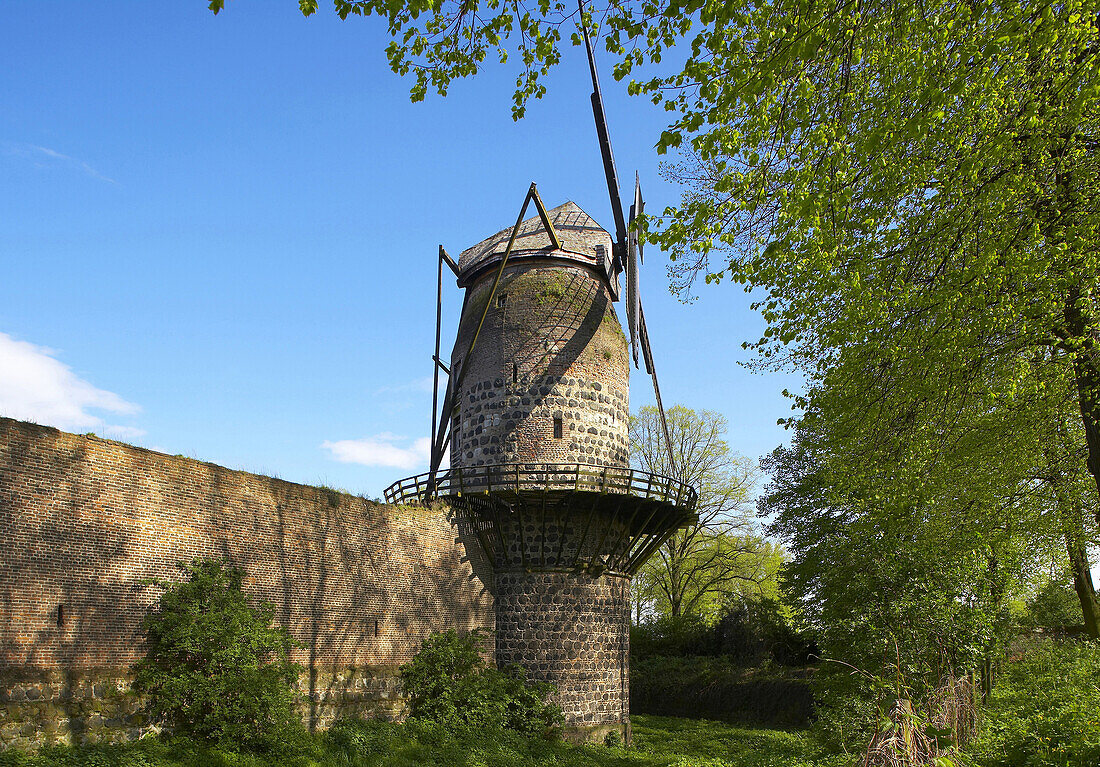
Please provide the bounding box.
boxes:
[494,571,630,742]
[492,506,633,572]
[450,262,630,469]
[0,417,494,748]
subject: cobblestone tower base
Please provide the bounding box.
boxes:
[494,571,630,742]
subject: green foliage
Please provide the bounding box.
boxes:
[764,450,1010,759]
[1022,582,1086,631]
[399,629,562,737]
[632,598,816,667]
[632,614,715,658]
[968,638,1100,767]
[324,715,830,766]
[805,665,881,755]
[131,559,303,751]
[713,598,818,668]
[808,662,978,760]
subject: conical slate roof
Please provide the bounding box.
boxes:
[457,201,616,287]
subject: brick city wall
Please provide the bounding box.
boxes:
[450,263,630,469]
[0,417,494,748]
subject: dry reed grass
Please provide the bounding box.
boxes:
[862,677,978,767]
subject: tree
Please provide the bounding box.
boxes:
[1040,425,1100,637]
[649,0,1100,530]
[758,322,1100,698]
[761,322,1100,642]
[759,423,1036,717]
[630,405,765,621]
[133,559,303,750]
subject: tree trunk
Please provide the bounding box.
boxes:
[980,656,993,701]
[1047,453,1100,638]
[669,597,682,619]
[979,553,1005,702]
[1065,528,1100,639]
[1064,279,1100,531]
[1071,359,1100,528]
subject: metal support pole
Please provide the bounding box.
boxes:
[428,245,445,498]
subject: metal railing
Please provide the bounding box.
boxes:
[384,463,697,511]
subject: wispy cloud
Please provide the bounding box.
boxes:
[101,425,148,441]
[321,432,431,470]
[3,141,117,184]
[0,332,142,436]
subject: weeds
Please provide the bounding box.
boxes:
[966,637,1100,767]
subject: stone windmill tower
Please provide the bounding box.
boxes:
[385,6,696,743]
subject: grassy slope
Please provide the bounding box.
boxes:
[0,716,843,767]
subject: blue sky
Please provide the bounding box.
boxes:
[1,2,799,499]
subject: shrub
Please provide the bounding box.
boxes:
[714,598,819,666]
[631,598,817,665]
[631,614,717,658]
[399,629,562,737]
[132,559,303,750]
[1022,581,1084,632]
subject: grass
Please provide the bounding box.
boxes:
[0,716,847,767]
[630,717,842,767]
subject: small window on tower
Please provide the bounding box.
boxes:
[497,293,507,308]
[512,363,518,383]
[553,417,563,439]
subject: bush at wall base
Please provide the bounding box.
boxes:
[399,629,563,738]
[132,559,304,751]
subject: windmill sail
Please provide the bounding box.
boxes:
[626,173,643,368]
[579,0,627,271]
[579,0,676,476]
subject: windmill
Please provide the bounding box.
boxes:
[382,11,698,742]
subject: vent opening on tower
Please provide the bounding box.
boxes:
[512,363,518,383]
[497,293,507,308]
[553,417,563,439]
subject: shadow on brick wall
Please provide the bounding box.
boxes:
[0,417,495,740]
[502,269,606,378]
[197,465,496,730]
[0,421,159,741]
